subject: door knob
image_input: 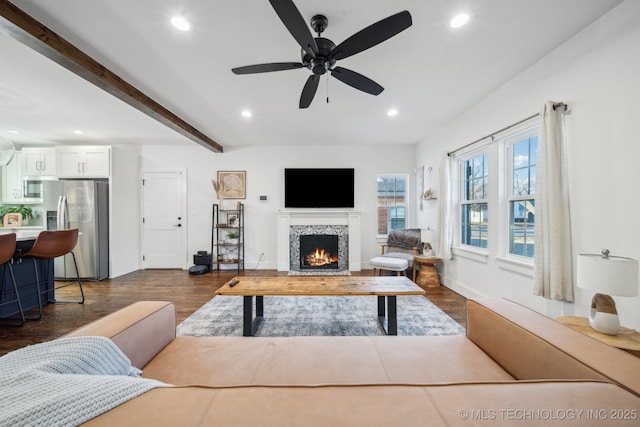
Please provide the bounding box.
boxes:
[173,224,182,227]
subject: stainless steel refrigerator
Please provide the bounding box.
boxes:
[43,180,109,280]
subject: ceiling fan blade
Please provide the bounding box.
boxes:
[329,11,412,61]
[299,75,320,108]
[232,62,304,74]
[269,0,318,58]
[331,67,384,95]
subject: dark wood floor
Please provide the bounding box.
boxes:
[0,269,467,356]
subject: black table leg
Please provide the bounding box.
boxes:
[377,295,385,327]
[256,295,263,317]
[243,296,253,336]
[377,295,398,335]
[243,295,264,337]
[387,296,397,335]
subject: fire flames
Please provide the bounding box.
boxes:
[304,248,338,267]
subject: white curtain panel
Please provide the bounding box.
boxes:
[533,101,573,301]
[437,153,454,259]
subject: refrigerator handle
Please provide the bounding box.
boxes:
[63,196,70,229]
[56,196,64,230]
[57,196,69,230]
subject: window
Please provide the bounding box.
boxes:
[453,119,538,268]
[507,135,537,258]
[377,175,407,235]
[460,152,488,248]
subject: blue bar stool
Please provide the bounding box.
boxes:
[18,229,84,320]
[0,233,25,326]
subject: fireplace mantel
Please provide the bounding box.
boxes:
[276,209,361,272]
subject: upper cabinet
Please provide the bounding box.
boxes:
[22,147,57,177]
[56,146,111,178]
[2,152,24,204]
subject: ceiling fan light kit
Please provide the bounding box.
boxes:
[231,0,412,108]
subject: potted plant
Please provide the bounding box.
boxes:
[0,205,34,226]
[226,231,240,243]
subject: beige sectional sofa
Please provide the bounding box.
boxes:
[60,298,640,426]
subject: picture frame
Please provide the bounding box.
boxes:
[3,213,22,227]
[217,171,246,199]
[227,214,239,227]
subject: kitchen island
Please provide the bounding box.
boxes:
[0,233,53,319]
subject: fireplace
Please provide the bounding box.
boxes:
[300,235,339,270]
[277,209,361,273]
[289,225,349,275]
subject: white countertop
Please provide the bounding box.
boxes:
[0,226,44,239]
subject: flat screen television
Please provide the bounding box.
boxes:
[284,168,355,208]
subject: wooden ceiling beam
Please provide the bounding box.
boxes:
[0,0,223,153]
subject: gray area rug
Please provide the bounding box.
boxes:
[177,295,465,337]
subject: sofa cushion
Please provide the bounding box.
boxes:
[382,252,415,267]
[370,256,409,271]
[141,335,513,386]
[83,381,640,426]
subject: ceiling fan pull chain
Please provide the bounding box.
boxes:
[326,74,330,104]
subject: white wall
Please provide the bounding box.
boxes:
[110,145,142,277]
[417,0,640,329]
[111,143,417,274]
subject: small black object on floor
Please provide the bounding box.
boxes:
[188,265,209,275]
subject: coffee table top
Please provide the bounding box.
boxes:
[215,276,425,297]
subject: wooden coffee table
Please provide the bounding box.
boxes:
[215,276,425,336]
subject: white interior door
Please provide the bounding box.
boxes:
[141,170,187,269]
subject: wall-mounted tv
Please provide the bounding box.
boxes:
[284,168,355,208]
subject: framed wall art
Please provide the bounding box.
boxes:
[3,213,22,227]
[217,171,246,199]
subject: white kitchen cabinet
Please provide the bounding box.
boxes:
[2,152,23,204]
[57,146,111,178]
[21,147,57,177]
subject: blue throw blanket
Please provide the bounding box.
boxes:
[0,336,166,427]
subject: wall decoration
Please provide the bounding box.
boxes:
[423,166,437,199]
[217,171,246,199]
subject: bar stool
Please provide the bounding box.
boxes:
[19,229,84,320]
[0,233,25,326]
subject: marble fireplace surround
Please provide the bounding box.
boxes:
[276,210,361,272]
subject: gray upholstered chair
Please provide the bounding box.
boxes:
[370,229,423,276]
[380,228,423,268]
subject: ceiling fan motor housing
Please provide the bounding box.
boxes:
[302,37,336,75]
[311,14,328,35]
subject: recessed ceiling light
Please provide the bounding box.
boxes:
[171,16,191,31]
[73,130,85,135]
[241,110,253,118]
[387,109,399,117]
[450,13,470,28]
[7,130,20,134]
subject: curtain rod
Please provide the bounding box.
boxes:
[447,102,567,157]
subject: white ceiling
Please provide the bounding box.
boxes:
[0,0,624,150]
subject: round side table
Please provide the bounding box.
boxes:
[556,316,640,357]
[413,255,442,289]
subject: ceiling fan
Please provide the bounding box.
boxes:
[232,0,412,109]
